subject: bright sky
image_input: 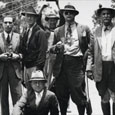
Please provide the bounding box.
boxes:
[59,0,112,29]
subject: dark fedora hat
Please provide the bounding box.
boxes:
[21,6,39,17]
[96,4,115,17]
[29,70,47,82]
[60,4,79,15]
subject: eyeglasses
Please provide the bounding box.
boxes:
[64,11,74,15]
[4,22,13,24]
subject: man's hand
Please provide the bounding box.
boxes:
[11,53,20,60]
[0,53,8,61]
[56,41,64,49]
[55,41,64,53]
[86,71,94,80]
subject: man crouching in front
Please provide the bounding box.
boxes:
[12,70,59,115]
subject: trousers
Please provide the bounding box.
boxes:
[55,55,86,115]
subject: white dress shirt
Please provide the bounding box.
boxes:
[101,26,113,61]
[27,23,36,44]
[64,22,83,56]
[35,90,43,106]
[4,31,12,41]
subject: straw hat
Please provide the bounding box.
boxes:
[29,70,47,82]
[60,4,79,15]
[96,4,115,17]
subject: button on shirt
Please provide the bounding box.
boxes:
[35,90,43,106]
[64,22,83,56]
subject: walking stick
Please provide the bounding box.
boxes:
[0,86,2,115]
[85,72,92,115]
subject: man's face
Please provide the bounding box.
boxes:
[63,10,75,22]
[3,16,13,33]
[26,14,36,27]
[100,9,113,25]
[48,18,58,29]
[31,80,45,93]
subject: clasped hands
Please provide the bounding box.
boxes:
[0,52,20,61]
[55,41,71,53]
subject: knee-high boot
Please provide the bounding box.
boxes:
[101,102,110,115]
[113,103,115,115]
[77,104,85,115]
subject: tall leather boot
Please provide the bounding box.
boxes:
[77,104,85,115]
[101,102,110,115]
[113,103,115,115]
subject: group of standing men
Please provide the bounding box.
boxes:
[0,2,115,115]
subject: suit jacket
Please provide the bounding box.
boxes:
[21,24,47,69]
[50,22,91,77]
[0,32,22,79]
[12,88,59,115]
[86,25,115,82]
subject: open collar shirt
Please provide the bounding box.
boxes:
[35,90,44,106]
[101,24,113,61]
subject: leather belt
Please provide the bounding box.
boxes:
[64,55,83,60]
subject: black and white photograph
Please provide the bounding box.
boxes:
[0,0,115,115]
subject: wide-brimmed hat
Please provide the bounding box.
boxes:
[96,4,115,17]
[29,70,47,82]
[21,6,39,17]
[45,12,60,21]
[60,4,79,15]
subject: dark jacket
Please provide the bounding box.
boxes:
[21,24,47,69]
[12,88,59,115]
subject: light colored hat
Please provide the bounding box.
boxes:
[96,4,115,17]
[60,4,79,15]
[21,6,39,17]
[29,70,47,82]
